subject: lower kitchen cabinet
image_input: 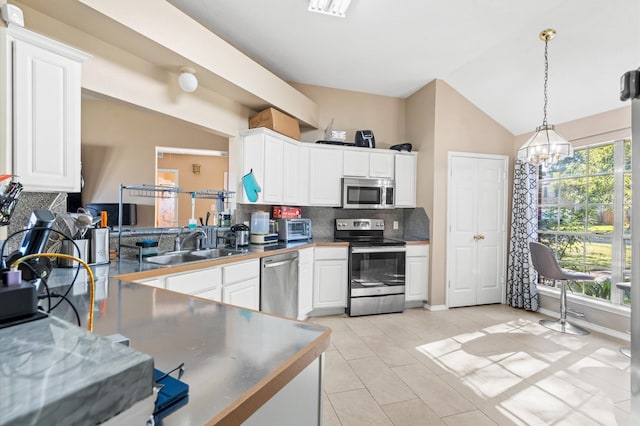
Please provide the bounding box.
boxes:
[222,278,259,309]
[405,244,429,303]
[165,267,223,302]
[313,247,348,310]
[222,259,260,310]
[298,247,314,320]
[133,277,165,289]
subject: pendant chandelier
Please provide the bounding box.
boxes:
[517,29,573,166]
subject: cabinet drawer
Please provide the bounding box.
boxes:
[314,247,347,261]
[223,259,260,285]
[406,244,428,257]
[166,267,221,294]
[134,277,165,289]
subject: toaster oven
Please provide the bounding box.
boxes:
[277,218,312,241]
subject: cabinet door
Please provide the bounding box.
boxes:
[395,154,417,207]
[298,146,310,206]
[369,152,395,178]
[343,150,369,177]
[405,245,429,302]
[298,248,314,319]
[223,278,259,310]
[309,147,343,206]
[241,133,266,203]
[313,260,347,309]
[223,259,259,285]
[263,134,284,204]
[13,38,82,192]
[165,267,222,294]
[194,287,222,302]
[283,142,300,204]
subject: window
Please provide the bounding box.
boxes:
[538,139,631,305]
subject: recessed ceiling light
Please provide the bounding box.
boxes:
[308,0,352,18]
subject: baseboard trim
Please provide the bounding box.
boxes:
[424,303,448,312]
[537,307,631,341]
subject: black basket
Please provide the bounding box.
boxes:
[0,181,23,226]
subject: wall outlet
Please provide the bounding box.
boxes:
[393,221,399,230]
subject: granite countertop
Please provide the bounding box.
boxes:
[38,250,332,425]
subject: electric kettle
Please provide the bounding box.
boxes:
[231,224,250,246]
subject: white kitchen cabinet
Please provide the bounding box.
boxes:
[343,150,369,177]
[222,259,260,310]
[309,147,343,206]
[405,244,429,303]
[313,246,348,309]
[298,247,314,320]
[283,142,300,204]
[1,25,89,192]
[241,130,285,204]
[223,278,259,309]
[297,146,310,206]
[133,277,165,289]
[394,153,417,207]
[165,267,222,302]
[369,152,395,178]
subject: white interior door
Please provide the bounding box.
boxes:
[447,153,507,308]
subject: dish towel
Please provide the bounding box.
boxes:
[242,170,261,202]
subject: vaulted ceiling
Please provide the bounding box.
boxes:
[169,0,639,135]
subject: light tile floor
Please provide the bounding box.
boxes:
[311,305,630,426]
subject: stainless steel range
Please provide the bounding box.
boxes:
[335,218,406,316]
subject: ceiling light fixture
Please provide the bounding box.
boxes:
[517,29,572,166]
[178,67,198,93]
[308,0,352,18]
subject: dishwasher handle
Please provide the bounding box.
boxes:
[263,258,296,269]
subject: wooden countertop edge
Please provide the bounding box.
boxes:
[207,327,332,426]
[114,241,349,282]
[405,240,429,245]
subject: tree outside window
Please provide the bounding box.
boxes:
[537,139,631,306]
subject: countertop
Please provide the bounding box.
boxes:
[20,240,336,425]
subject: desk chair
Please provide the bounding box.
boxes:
[529,242,594,335]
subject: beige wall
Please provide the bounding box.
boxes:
[407,80,515,307]
[291,83,407,148]
[514,106,631,152]
[157,153,228,226]
[81,99,228,226]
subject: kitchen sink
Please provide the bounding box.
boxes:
[144,251,206,266]
[190,248,244,258]
[143,248,243,266]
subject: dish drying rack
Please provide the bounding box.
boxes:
[117,184,235,259]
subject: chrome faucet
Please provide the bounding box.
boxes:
[174,228,208,251]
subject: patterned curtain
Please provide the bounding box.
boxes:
[507,161,539,311]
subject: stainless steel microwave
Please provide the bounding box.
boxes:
[342,177,395,209]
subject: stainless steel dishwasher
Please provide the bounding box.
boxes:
[260,251,299,318]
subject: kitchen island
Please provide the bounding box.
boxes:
[37,256,332,425]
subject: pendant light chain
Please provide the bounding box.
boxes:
[542,38,549,127]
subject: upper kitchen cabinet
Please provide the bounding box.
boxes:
[1,25,90,192]
[343,149,394,179]
[394,153,417,207]
[308,145,343,206]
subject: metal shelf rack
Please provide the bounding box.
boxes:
[117,183,235,259]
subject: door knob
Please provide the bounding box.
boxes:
[473,234,485,241]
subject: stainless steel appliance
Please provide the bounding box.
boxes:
[342,177,394,209]
[355,130,375,148]
[260,251,299,318]
[335,218,406,316]
[230,224,250,246]
[277,218,312,242]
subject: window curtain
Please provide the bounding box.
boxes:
[507,161,539,311]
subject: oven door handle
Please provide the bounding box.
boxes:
[351,246,406,254]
